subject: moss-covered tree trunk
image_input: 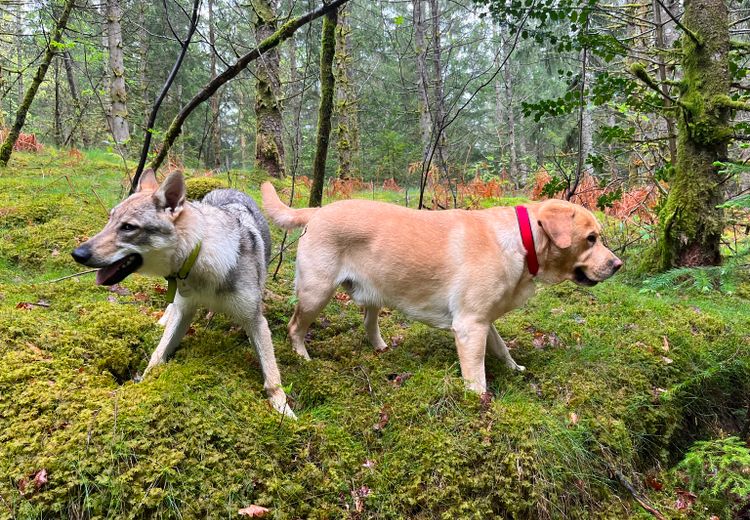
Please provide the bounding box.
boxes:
[649,0,728,269]
[0,0,75,167]
[252,0,285,178]
[309,10,338,208]
[334,4,360,179]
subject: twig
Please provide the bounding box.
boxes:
[613,469,666,520]
[91,188,109,216]
[654,0,701,46]
[47,269,97,283]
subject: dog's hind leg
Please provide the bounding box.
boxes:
[143,297,197,378]
[288,281,335,360]
[486,325,525,372]
[245,313,296,419]
[364,306,388,351]
[452,317,489,394]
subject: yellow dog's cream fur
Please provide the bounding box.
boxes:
[262,183,622,394]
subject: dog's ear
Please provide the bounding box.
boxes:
[153,172,186,213]
[136,168,159,193]
[537,201,575,249]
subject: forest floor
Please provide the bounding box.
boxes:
[1,149,749,519]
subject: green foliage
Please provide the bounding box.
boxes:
[677,436,750,516]
[640,248,749,294]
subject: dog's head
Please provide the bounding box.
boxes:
[71,170,187,285]
[534,199,622,286]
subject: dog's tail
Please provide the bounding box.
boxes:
[261,182,319,230]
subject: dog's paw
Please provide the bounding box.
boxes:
[270,398,297,419]
[514,364,526,372]
[133,372,144,383]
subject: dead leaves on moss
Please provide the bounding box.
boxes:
[238,504,269,517]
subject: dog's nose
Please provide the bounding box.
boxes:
[71,244,92,264]
[611,257,623,273]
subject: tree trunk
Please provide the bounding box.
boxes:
[428,0,448,177]
[308,10,338,207]
[649,0,728,269]
[334,4,360,179]
[238,86,247,169]
[62,50,89,147]
[107,0,130,146]
[54,58,63,147]
[208,0,221,169]
[0,0,75,167]
[652,0,678,165]
[252,0,285,177]
[413,0,432,165]
[15,4,24,107]
[501,33,520,185]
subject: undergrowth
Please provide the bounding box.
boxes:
[0,150,749,519]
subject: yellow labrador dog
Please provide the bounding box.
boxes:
[262,183,622,394]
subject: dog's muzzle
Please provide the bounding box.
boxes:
[72,245,143,286]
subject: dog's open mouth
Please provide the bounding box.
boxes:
[95,254,143,285]
[573,266,599,287]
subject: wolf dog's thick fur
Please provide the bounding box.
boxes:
[261,182,622,395]
[72,171,294,417]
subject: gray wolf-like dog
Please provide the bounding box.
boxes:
[262,182,622,395]
[72,170,294,417]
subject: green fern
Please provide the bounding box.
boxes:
[640,248,749,295]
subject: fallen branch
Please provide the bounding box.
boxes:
[613,469,666,520]
[47,269,97,283]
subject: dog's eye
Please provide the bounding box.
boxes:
[587,234,597,244]
[120,223,139,232]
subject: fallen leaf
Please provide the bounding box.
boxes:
[532,332,561,350]
[572,314,586,324]
[33,469,47,490]
[50,248,60,257]
[569,412,579,426]
[16,302,34,310]
[387,372,411,388]
[390,335,404,348]
[151,310,165,321]
[373,407,390,431]
[479,392,493,411]
[238,505,269,517]
[133,292,149,302]
[661,356,673,365]
[17,477,29,495]
[107,295,118,303]
[645,475,663,491]
[108,284,131,296]
[362,459,376,469]
[661,336,670,352]
[675,488,696,511]
[153,284,167,294]
[351,486,371,513]
[334,292,351,302]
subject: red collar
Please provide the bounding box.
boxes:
[514,205,539,276]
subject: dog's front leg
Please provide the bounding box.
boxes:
[451,318,489,394]
[487,325,525,372]
[142,297,197,378]
[245,313,296,419]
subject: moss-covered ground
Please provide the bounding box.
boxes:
[1,150,749,519]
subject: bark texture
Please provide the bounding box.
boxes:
[650,0,728,268]
[334,4,360,179]
[0,0,75,167]
[208,0,221,169]
[308,11,338,207]
[252,0,285,177]
[107,0,130,145]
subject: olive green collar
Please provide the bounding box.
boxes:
[165,241,202,303]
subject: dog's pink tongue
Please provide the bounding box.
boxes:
[95,264,119,285]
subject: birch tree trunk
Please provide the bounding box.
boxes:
[501,33,520,184]
[107,0,130,146]
[15,4,24,107]
[428,0,448,177]
[252,0,285,177]
[208,0,221,169]
[0,0,75,167]
[413,0,432,166]
[652,0,678,165]
[309,10,338,207]
[334,4,360,179]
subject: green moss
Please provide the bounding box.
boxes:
[184,176,228,201]
[1,150,749,518]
